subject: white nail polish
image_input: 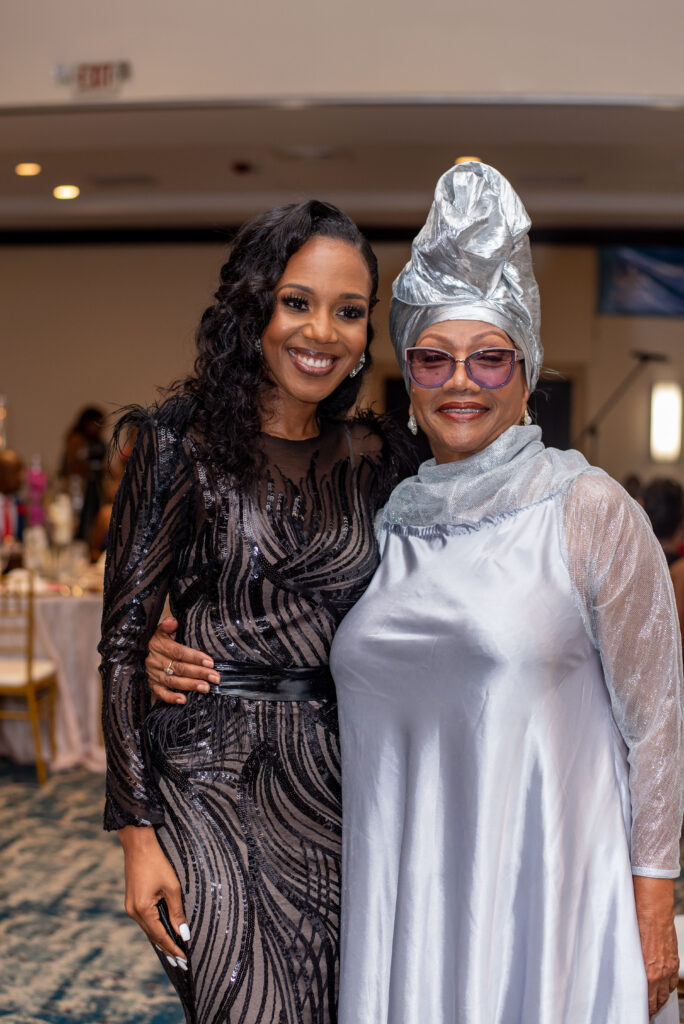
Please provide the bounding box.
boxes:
[166,955,178,967]
[177,957,188,971]
[179,923,191,942]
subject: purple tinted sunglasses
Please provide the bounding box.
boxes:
[405,346,524,390]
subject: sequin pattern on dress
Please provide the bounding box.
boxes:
[99,411,409,1024]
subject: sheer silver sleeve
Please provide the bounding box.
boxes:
[562,471,683,877]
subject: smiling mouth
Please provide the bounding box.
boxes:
[438,403,488,418]
[288,348,339,376]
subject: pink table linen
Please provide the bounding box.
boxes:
[0,592,105,772]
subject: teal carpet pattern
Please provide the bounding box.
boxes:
[0,761,183,1024]
[1,758,683,1023]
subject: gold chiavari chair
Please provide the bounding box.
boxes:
[0,572,57,784]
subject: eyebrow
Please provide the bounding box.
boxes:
[471,329,509,343]
[275,283,369,301]
[425,328,509,345]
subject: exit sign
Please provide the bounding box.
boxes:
[54,61,132,94]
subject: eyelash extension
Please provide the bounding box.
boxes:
[339,305,366,320]
[280,295,366,320]
[281,293,309,311]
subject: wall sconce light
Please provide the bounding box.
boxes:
[650,382,682,461]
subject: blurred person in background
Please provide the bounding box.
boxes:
[624,472,644,505]
[89,427,136,562]
[0,449,26,571]
[644,478,684,637]
[0,449,25,545]
[60,406,106,542]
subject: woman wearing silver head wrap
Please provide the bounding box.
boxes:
[330,161,683,1024]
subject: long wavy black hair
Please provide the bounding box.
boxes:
[167,200,379,484]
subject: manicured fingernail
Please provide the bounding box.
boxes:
[177,957,188,971]
[201,659,214,668]
[166,955,178,967]
[175,697,186,705]
[209,673,220,683]
[179,923,191,941]
[198,683,210,694]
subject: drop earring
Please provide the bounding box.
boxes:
[407,413,418,436]
[255,338,263,355]
[522,408,532,426]
[349,353,366,378]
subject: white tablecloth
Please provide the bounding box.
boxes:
[0,593,105,772]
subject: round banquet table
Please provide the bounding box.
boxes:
[0,591,105,772]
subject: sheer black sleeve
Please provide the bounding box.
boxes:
[99,420,193,831]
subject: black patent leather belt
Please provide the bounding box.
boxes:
[209,662,335,702]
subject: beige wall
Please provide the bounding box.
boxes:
[1,0,683,106]
[1,244,217,472]
[2,240,684,485]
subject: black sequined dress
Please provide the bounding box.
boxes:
[99,411,405,1024]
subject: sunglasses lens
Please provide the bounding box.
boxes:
[407,349,454,387]
[467,350,515,388]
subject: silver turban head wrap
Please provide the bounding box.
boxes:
[390,161,543,390]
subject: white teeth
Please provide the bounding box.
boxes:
[291,352,335,369]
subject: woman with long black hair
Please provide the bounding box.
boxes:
[99,201,411,1024]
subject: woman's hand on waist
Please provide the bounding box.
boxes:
[633,874,679,1016]
[118,825,190,968]
[145,616,220,705]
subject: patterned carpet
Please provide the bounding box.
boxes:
[1,758,683,1023]
[0,760,183,1024]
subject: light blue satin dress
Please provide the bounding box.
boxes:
[330,426,682,1024]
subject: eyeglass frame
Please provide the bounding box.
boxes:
[405,346,525,390]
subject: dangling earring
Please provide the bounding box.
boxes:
[349,352,366,378]
[407,413,418,436]
[255,338,262,355]
[522,408,532,426]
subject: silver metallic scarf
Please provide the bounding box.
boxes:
[380,424,590,529]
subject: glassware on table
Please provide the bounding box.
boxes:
[23,525,49,574]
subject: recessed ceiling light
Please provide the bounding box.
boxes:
[53,185,80,200]
[15,162,42,176]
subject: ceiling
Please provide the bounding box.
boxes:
[1,101,683,235]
